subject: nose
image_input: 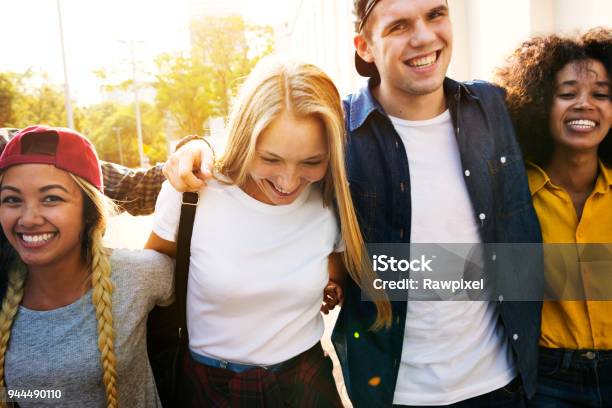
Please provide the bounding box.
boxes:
[573,92,595,111]
[18,203,45,229]
[278,166,301,192]
[410,19,436,48]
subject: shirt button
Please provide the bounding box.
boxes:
[491,252,497,262]
[479,213,486,221]
[395,140,399,149]
[500,156,507,164]
[400,229,405,239]
[464,170,471,177]
[512,334,519,341]
[400,182,405,192]
[584,351,596,360]
[498,295,504,302]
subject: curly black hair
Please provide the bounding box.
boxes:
[495,27,611,166]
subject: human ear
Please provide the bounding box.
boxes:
[354,34,375,64]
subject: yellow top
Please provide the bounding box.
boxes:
[527,160,612,350]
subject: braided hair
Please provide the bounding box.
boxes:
[0,175,118,408]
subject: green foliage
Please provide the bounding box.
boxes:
[154,52,214,136]
[0,73,15,127]
[154,16,274,136]
[81,101,167,167]
[0,71,83,129]
[1,15,274,167]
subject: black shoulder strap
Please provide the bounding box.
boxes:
[175,191,198,344]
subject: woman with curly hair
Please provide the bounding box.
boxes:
[496,28,611,407]
[0,126,174,407]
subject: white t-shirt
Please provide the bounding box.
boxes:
[153,179,341,365]
[389,111,516,405]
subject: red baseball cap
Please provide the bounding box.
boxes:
[0,125,103,191]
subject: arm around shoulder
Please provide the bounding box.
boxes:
[145,232,177,259]
[101,161,165,216]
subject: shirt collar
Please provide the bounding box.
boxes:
[347,77,478,133]
[527,160,612,196]
[526,161,551,197]
[594,160,612,194]
[348,78,386,132]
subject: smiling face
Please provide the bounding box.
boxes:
[0,164,85,269]
[356,0,452,97]
[549,59,612,155]
[244,113,330,205]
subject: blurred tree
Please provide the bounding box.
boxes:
[154,53,214,136]
[191,16,274,118]
[17,82,67,127]
[2,70,83,130]
[154,16,274,136]
[0,73,15,127]
[81,101,167,167]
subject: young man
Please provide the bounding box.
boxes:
[331,0,542,406]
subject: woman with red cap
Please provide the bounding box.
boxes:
[0,125,173,407]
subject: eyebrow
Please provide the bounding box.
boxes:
[557,81,578,87]
[557,80,611,88]
[382,17,410,33]
[382,5,448,34]
[0,185,70,194]
[428,5,449,16]
[0,186,20,193]
[40,185,70,193]
[258,150,328,161]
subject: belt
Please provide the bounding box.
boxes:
[189,343,320,373]
[539,347,612,366]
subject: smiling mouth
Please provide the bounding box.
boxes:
[405,51,440,69]
[17,232,58,247]
[566,119,598,131]
[266,180,299,197]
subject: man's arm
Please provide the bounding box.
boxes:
[101,136,214,214]
[101,161,165,216]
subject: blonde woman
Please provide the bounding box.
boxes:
[0,125,174,407]
[146,58,391,406]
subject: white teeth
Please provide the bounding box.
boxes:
[567,119,596,129]
[269,181,294,195]
[274,183,290,194]
[407,52,437,68]
[21,233,55,243]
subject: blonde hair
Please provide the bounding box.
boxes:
[218,57,392,330]
[0,175,118,408]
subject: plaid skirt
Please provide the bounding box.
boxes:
[178,342,344,408]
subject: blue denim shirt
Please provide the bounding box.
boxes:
[332,77,543,407]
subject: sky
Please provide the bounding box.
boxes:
[0,0,288,105]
